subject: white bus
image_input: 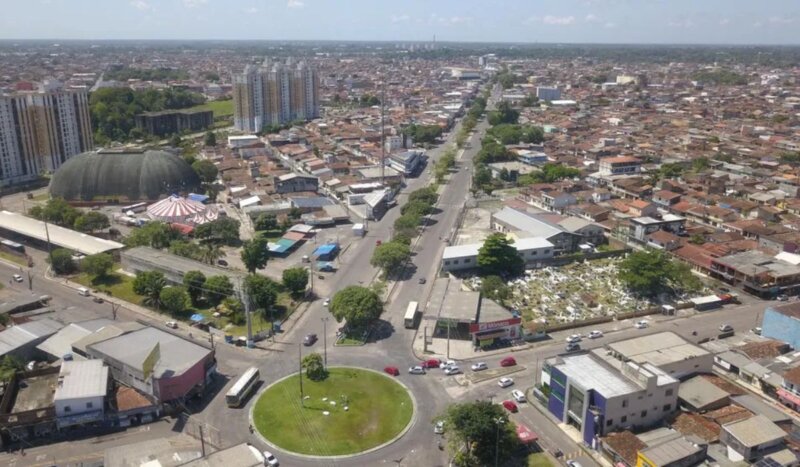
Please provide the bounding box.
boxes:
[121,202,147,214]
[404,301,419,329]
[226,367,260,408]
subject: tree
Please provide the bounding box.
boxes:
[244,274,279,319]
[160,286,189,316]
[370,241,411,277]
[81,253,114,280]
[618,249,700,297]
[692,156,710,172]
[401,200,434,218]
[472,165,493,193]
[477,233,524,277]
[31,198,80,227]
[240,237,269,274]
[282,267,309,296]
[192,159,219,184]
[49,248,76,275]
[169,134,182,147]
[168,240,203,261]
[330,286,384,329]
[394,214,421,232]
[302,352,327,381]
[480,275,510,303]
[125,221,183,249]
[193,217,240,245]
[438,401,520,467]
[205,275,234,306]
[198,243,224,265]
[407,186,438,206]
[487,101,519,125]
[689,233,706,245]
[73,211,110,233]
[203,131,217,147]
[183,270,206,306]
[254,213,279,232]
[133,271,167,307]
[222,297,246,325]
[0,355,24,382]
[393,230,414,245]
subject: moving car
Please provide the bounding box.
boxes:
[511,389,526,403]
[498,377,514,388]
[418,278,426,284]
[500,356,516,367]
[263,450,279,466]
[323,298,330,307]
[165,321,178,329]
[421,358,441,369]
[635,320,649,329]
[303,333,318,346]
[753,327,762,335]
[384,366,400,376]
[565,334,581,343]
[565,342,581,352]
[12,274,22,283]
[409,366,426,375]
[444,366,461,375]
[434,420,445,434]
[471,362,488,371]
[93,296,104,304]
[566,461,583,467]
[719,323,733,332]
[501,400,518,413]
[777,294,789,301]
[588,330,603,339]
[439,359,457,369]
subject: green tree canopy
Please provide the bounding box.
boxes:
[203,131,217,147]
[73,211,110,233]
[330,286,384,329]
[282,267,309,296]
[370,241,411,277]
[477,233,524,277]
[487,101,520,126]
[192,159,219,184]
[50,248,76,275]
[302,352,327,381]
[407,186,439,206]
[240,237,269,274]
[618,249,702,297]
[81,253,114,280]
[404,124,443,144]
[183,270,206,306]
[133,270,166,307]
[125,221,183,249]
[160,286,189,316]
[394,214,420,232]
[193,217,240,245]
[517,163,581,185]
[479,275,511,303]
[244,274,279,318]
[222,297,246,325]
[254,213,279,232]
[401,200,434,218]
[205,275,234,306]
[29,198,80,227]
[438,401,520,467]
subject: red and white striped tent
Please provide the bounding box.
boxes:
[146,195,208,224]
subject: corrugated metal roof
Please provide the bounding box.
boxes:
[723,414,786,447]
[54,360,108,401]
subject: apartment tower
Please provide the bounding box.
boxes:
[232,58,319,133]
[0,80,93,187]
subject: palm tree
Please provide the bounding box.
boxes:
[199,243,224,265]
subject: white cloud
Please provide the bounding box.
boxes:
[391,14,410,23]
[753,21,764,28]
[244,6,258,14]
[584,14,600,23]
[436,15,472,25]
[604,22,617,29]
[768,16,795,24]
[668,17,695,29]
[719,18,730,26]
[130,0,151,11]
[287,0,304,8]
[543,15,576,25]
[182,0,207,7]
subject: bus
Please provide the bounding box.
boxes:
[404,301,419,329]
[121,202,147,214]
[226,367,260,408]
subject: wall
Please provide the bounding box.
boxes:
[548,366,567,421]
[156,353,212,402]
[602,382,678,433]
[55,395,103,417]
[762,308,800,349]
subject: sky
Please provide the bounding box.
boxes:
[2,0,800,45]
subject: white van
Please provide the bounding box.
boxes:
[77,287,90,297]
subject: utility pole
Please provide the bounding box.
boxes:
[446,320,451,360]
[298,343,305,407]
[26,270,33,291]
[321,317,328,368]
[240,279,254,348]
[199,425,206,457]
[380,79,386,185]
[110,302,119,320]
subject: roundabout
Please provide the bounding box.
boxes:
[251,367,415,457]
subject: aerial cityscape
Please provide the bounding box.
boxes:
[2,2,800,467]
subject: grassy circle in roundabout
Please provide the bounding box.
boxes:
[252,367,414,456]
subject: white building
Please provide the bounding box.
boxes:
[53,359,109,429]
[441,236,554,272]
[605,331,713,379]
[536,86,562,101]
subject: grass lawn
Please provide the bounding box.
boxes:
[527,453,554,467]
[187,100,234,119]
[31,193,49,201]
[197,291,298,337]
[72,271,141,305]
[0,251,28,267]
[252,367,413,456]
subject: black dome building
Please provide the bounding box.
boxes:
[49,149,201,202]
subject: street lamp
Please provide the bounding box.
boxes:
[321,317,329,368]
[494,417,504,467]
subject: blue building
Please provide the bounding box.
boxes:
[762,302,800,349]
[542,353,679,449]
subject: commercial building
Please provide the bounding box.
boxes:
[604,332,713,380]
[598,156,642,176]
[627,215,686,243]
[53,359,109,429]
[0,80,93,187]
[441,236,554,272]
[386,150,423,176]
[0,318,63,361]
[542,352,680,447]
[275,173,319,194]
[710,250,800,298]
[536,86,562,101]
[134,109,213,137]
[232,58,320,133]
[491,207,605,253]
[719,415,786,463]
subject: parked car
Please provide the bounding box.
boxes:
[165,321,178,329]
[263,450,279,466]
[500,356,516,367]
[421,358,441,369]
[566,462,583,467]
[93,296,104,304]
[501,400,518,413]
[439,360,457,369]
[635,320,649,329]
[434,420,445,434]
[384,366,400,376]
[565,334,582,343]
[753,327,762,335]
[11,274,22,283]
[511,389,526,403]
[303,333,318,346]
[471,362,488,371]
[444,366,462,375]
[323,298,330,307]
[498,377,514,388]
[719,324,733,332]
[565,342,581,352]
[418,278,426,284]
[408,366,426,375]
[777,294,789,301]
[588,330,603,339]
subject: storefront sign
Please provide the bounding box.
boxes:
[469,317,522,333]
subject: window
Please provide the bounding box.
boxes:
[606,419,613,427]
[86,402,93,409]
[663,404,671,412]
[622,399,628,408]
[621,416,627,424]
[64,406,71,413]
[641,410,648,418]
[665,389,673,396]
[465,258,471,263]
[647,393,653,397]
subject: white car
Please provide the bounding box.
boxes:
[409,366,426,375]
[588,330,603,339]
[635,320,649,329]
[565,334,582,343]
[511,389,526,403]
[12,274,22,283]
[439,359,457,369]
[471,362,488,371]
[434,420,445,434]
[165,321,178,329]
[323,298,330,307]
[444,366,462,376]
[719,323,733,332]
[263,451,279,466]
[498,377,514,388]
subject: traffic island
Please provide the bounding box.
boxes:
[251,367,415,457]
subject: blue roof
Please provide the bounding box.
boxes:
[269,238,299,253]
[188,193,209,203]
[313,243,339,256]
[190,313,205,322]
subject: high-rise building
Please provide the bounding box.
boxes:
[233,58,320,133]
[0,81,93,187]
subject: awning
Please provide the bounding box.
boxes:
[778,388,800,406]
[474,329,507,340]
[516,424,538,444]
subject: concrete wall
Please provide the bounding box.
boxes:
[156,353,213,402]
[55,395,103,418]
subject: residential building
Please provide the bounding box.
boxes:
[441,236,554,272]
[719,415,786,463]
[53,359,109,429]
[275,173,319,194]
[491,207,605,253]
[0,80,93,187]
[134,109,213,137]
[598,156,642,176]
[710,250,800,298]
[232,58,319,133]
[627,215,686,244]
[604,332,713,379]
[386,150,423,176]
[536,86,562,101]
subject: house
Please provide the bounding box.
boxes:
[605,332,713,379]
[636,435,707,467]
[53,360,109,429]
[627,200,657,218]
[652,190,681,208]
[646,231,682,251]
[710,251,800,298]
[441,237,554,272]
[540,191,578,213]
[677,375,730,412]
[719,415,786,462]
[386,150,422,176]
[628,215,686,244]
[275,173,318,194]
[598,156,642,176]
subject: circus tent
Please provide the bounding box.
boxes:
[147,195,212,224]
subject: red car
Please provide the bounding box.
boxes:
[502,400,518,413]
[384,366,400,376]
[421,359,441,369]
[500,356,517,367]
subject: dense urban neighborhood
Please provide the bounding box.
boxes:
[3,34,800,467]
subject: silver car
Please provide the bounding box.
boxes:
[408,366,425,375]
